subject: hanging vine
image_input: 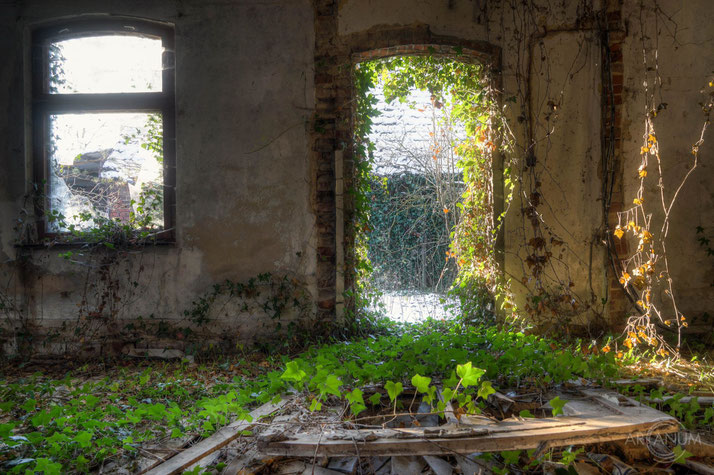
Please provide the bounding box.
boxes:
[613,1,714,353]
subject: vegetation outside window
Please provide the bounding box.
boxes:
[31,18,175,241]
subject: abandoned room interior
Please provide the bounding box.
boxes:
[1,0,714,473]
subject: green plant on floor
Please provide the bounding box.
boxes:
[4,319,713,474]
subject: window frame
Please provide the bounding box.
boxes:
[31,17,176,242]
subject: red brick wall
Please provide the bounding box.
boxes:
[603,0,633,329]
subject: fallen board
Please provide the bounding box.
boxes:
[263,390,678,457]
[144,398,288,475]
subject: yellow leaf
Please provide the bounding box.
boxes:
[641,230,653,243]
[632,275,647,289]
[614,228,624,239]
[639,168,647,178]
[640,146,649,154]
[633,197,643,205]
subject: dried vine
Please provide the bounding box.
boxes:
[614,1,714,352]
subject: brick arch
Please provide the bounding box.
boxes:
[310,9,502,323]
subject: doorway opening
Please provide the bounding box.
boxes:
[353,52,493,324]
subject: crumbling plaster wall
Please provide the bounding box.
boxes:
[0,0,317,355]
[1,0,712,356]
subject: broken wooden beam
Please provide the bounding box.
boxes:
[144,398,288,475]
[263,413,678,457]
[263,391,678,458]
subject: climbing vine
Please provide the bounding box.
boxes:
[352,53,517,323]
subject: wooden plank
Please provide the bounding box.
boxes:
[263,412,678,457]
[390,456,426,474]
[685,460,714,475]
[183,450,221,473]
[219,447,267,475]
[578,388,680,418]
[145,398,288,475]
[487,391,515,413]
[436,388,459,424]
[611,378,661,388]
[423,455,454,475]
[135,435,198,474]
[272,460,344,474]
[326,457,358,474]
[646,395,714,406]
[454,453,494,475]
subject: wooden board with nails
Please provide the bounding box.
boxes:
[262,390,678,458]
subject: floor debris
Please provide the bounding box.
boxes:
[135,385,714,474]
[142,398,287,474]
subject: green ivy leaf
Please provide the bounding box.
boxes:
[423,386,437,405]
[385,381,403,402]
[500,450,521,464]
[519,409,535,418]
[309,398,322,412]
[73,431,93,448]
[441,387,454,402]
[345,388,364,406]
[477,381,496,400]
[0,422,15,438]
[549,396,568,416]
[456,362,484,388]
[672,445,693,464]
[560,447,584,466]
[318,375,342,398]
[368,392,382,406]
[350,402,367,417]
[31,411,52,428]
[21,398,36,413]
[280,361,307,383]
[411,374,432,393]
[32,458,63,475]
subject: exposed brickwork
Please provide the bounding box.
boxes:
[108,183,133,223]
[312,0,339,320]
[603,0,632,329]
[311,0,500,322]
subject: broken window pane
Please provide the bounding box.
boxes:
[49,35,163,94]
[47,112,164,232]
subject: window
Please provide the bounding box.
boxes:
[32,18,175,240]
